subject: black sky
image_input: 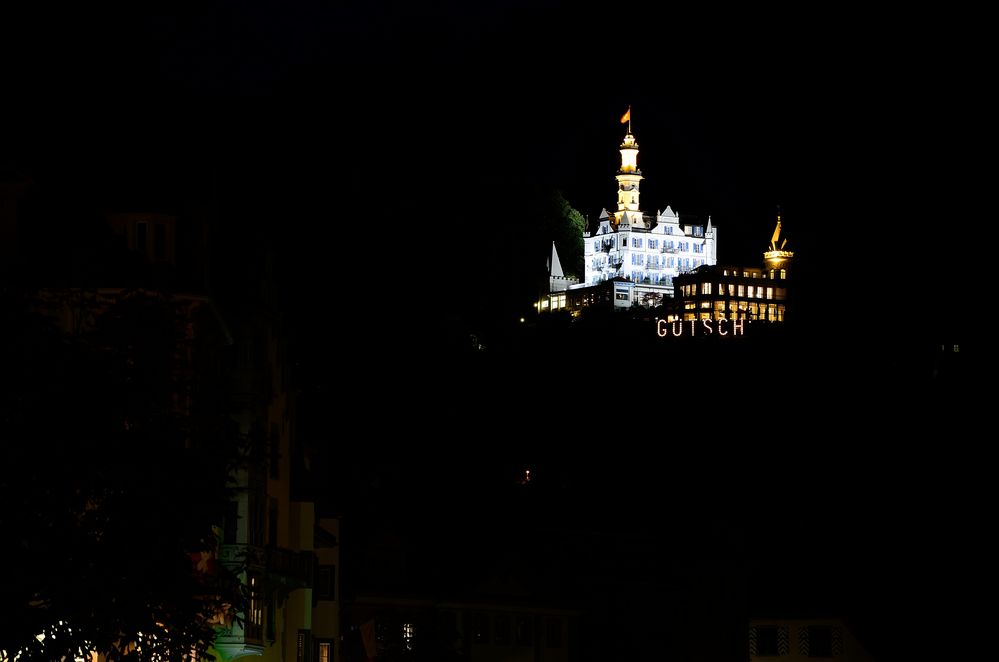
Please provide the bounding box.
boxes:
[3,4,988,660]
[4,3,983,303]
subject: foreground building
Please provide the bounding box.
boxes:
[749,617,877,662]
[3,183,326,660]
[340,594,575,662]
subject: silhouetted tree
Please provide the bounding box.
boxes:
[1,288,247,661]
[536,190,586,280]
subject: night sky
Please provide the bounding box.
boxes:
[3,3,986,661]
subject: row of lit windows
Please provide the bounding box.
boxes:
[720,268,787,280]
[680,284,786,300]
[591,238,701,251]
[628,269,683,281]
[469,613,563,648]
[680,303,784,321]
[592,231,709,252]
[592,256,706,271]
[631,274,673,285]
[541,294,567,310]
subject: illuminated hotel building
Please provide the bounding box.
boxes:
[541,116,717,313]
[668,215,793,323]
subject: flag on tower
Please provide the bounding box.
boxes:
[620,107,631,124]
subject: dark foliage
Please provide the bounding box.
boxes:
[1,287,246,661]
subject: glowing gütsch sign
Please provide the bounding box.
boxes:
[655,318,746,337]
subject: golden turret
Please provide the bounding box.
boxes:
[763,213,794,268]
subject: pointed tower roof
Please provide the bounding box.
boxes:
[549,241,564,278]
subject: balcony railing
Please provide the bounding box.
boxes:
[267,547,314,589]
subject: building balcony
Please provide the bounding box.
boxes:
[214,631,265,660]
[267,546,314,590]
[219,543,267,570]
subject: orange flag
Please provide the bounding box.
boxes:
[620,107,631,124]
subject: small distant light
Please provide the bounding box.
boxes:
[953,345,960,353]
[520,317,525,323]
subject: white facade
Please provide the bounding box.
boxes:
[581,126,717,304]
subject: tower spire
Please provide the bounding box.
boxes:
[615,108,643,226]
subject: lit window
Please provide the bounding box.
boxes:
[247,576,263,641]
[780,269,787,279]
[766,287,773,300]
[747,286,754,298]
[403,623,414,651]
[770,269,774,279]
[738,284,745,297]
[702,282,712,295]
[319,643,331,662]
